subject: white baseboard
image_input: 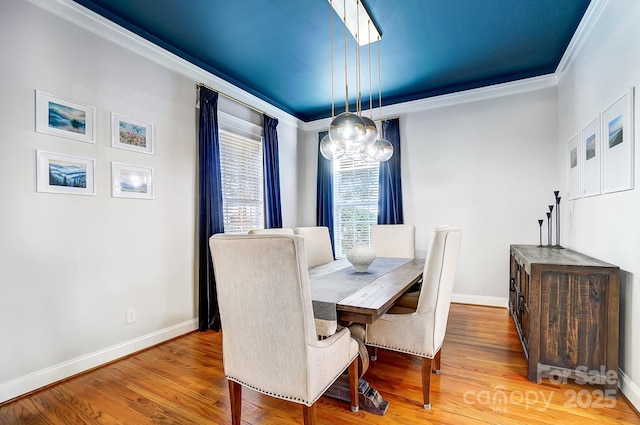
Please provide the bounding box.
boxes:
[452,293,508,308]
[618,368,640,412]
[0,319,198,404]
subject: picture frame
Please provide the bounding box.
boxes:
[111,162,155,199]
[111,112,154,154]
[35,90,95,143]
[36,150,96,195]
[602,88,635,193]
[566,134,581,200]
[581,117,601,197]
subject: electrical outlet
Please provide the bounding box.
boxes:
[126,308,136,324]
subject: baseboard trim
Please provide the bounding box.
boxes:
[618,368,640,413]
[0,319,198,404]
[452,293,508,308]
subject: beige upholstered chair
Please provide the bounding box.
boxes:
[248,227,295,235]
[253,227,333,338]
[363,226,462,410]
[209,233,359,425]
[294,226,334,268]
[371,224,416,258]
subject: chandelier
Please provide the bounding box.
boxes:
[320,0,393,162]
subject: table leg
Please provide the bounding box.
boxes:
[323,327,389,415]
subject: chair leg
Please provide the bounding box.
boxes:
[228,380,242,425]
[421,357,432,410]
[433,349,442,375]
[302,403,317,425]
[348,357,359,412]
[370,347,378,361]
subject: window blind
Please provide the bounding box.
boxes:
[333,157,379,256]
[219,130,264,234]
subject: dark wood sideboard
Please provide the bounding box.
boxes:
[509,245,620,395]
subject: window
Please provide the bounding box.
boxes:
[333,157,379,256]
[219,129,264,234]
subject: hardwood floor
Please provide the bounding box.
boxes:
[1,304,638,424]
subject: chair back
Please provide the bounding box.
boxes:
[294,226,334,268]
[371,224,415,258]
[416,226,462,349]
[248,228,295,235]
[209,234,318,400]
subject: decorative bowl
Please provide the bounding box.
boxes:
[347,244,376,272]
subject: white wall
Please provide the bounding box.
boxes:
[557,0,640,410]
[0,0,197,401]
[0,0,299,403]
[299,86,559,306]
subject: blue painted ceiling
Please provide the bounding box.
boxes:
[72,0,591,122]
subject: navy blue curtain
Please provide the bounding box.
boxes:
[316,131,335,254]
[263,115,283,228]
[378,118,404,224]
[198,87,224,331]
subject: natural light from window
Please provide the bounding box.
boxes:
[333,157,379,256]
[219,130,264,234]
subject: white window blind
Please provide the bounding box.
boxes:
[333,157,379,256]
[219,129,264,234]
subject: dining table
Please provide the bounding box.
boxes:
[308,257,425,327]
[308,256,425,415]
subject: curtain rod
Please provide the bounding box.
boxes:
[196,83,275,120]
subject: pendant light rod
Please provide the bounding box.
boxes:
[330,0,335,119]
[356,0,361,115]
[368,21,373,118]
[377,34,383,122]
[342,1,349,113]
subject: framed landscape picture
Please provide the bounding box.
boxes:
[35,91,95,143]
[602,88,634,193]
[581,117,601,197]
[566,134,581,200]
[111,113,154,154]
[36,150,96,195]
[111,162,154,199]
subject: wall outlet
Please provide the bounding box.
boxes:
[126,308,136,324]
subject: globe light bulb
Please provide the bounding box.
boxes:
[319,134,345,160]
[360,116,378,147]
[378,139,394,161]
[329,112,365,150]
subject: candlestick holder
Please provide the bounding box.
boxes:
[554,191,563,248]
[538,219,544,247]
[546,212,552,247]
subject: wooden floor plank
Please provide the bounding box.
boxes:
[1,304,638,424]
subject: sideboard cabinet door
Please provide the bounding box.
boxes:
[508,245,620,396]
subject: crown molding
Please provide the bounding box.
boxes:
[556,0,608,83]
[302,74,558,132]
[26,0,302,128]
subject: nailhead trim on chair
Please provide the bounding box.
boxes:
[227,376,308,404]
[226,355,357,407]
[365,342,435,359]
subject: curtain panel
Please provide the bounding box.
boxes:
[262,115,283,228]
[316,131,336,255]
[378,118,404,224]
[197,87,224,331]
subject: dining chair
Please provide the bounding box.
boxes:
[248,227,295,235]
[251,227,336,338]
[209,233,359,425]
[363,226,462,409]
[294,226,334,268]
[370,224,416,258]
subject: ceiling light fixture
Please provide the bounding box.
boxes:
[321,0,392,162]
